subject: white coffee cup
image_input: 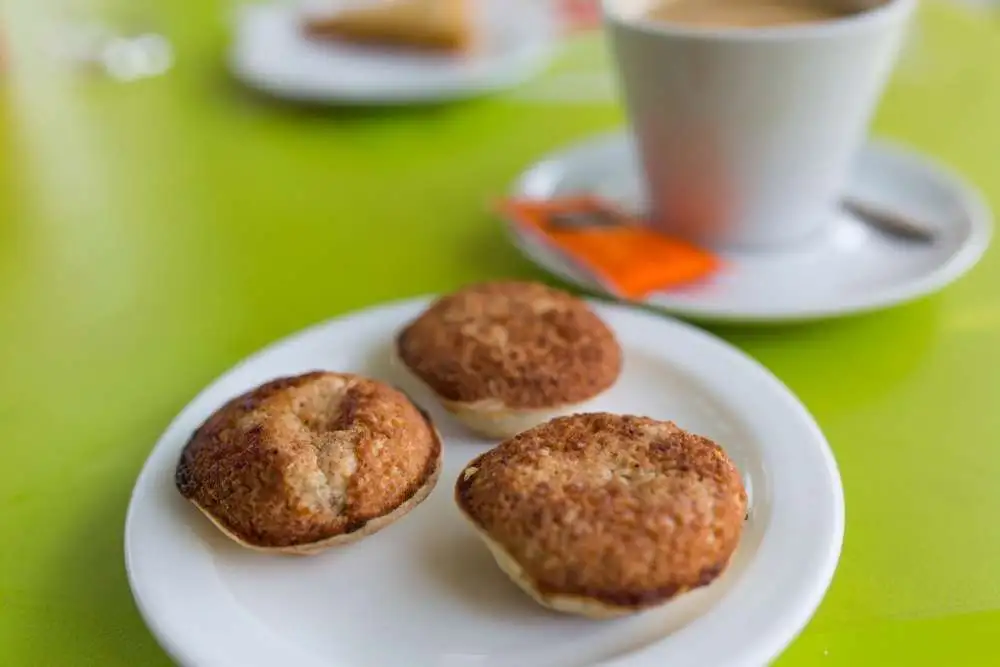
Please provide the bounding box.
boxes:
[604,0,915,249]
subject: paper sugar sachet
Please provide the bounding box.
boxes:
[499,197,719,299]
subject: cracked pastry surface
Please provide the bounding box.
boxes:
[455,413,747,617]
[176,371,442,554]
[395,281,622,437]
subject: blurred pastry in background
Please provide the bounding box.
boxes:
[303,0,473,53]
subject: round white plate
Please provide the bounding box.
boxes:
[508,132,992,323]
[229,0,556,105]
[125,297,844,667]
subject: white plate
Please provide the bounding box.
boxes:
[508,132,992,323]
[229,1,556,105]
[125,297,844,667]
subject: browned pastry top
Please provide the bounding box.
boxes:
[303,0,472,53]
[176,372,440,549]
[396,282,622,409]
[456,413,747,609]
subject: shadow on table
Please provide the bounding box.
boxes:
[462,222,555,284]
[538,269,944,421]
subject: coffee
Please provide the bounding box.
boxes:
[644,0,861,28]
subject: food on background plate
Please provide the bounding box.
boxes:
[557,0,603,34]
[303,0,473,53]
[500,196,720,299]
[395,281,622,438]
[455,413,747,618]
[175,372,442,554]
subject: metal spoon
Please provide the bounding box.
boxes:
[840,198,938,244]
[546,197,939,245]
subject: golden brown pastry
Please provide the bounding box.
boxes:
[303,0,473,53]
[176,371,442,554]
[455,413,747,618]
[395,281,622,438]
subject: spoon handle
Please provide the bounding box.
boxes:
[841,198,937,244]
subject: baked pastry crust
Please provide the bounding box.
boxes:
[303,0,473,53]
[396,282,622,437]
[176,371,442,554]
[455,413,747,617]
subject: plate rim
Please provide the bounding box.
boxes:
[227,1,557,105]
[506,130,994,323]
[124,296,845,667]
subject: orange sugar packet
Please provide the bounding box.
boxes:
[499,196,719,299]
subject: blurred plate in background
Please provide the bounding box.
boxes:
[230,0,557,105]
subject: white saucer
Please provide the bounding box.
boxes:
[229,1,556,105]
[126,297,844,667]
[508,132,992,323]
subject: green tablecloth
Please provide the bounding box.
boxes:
[1,1,999,664]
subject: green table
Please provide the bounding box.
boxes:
[2,1,999,664]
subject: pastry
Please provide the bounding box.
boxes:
[303,0,473,53]
[395,281,622,438]
[455,413,747,618]
[176,371,442,554]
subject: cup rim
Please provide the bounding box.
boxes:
[602,0,915,41]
